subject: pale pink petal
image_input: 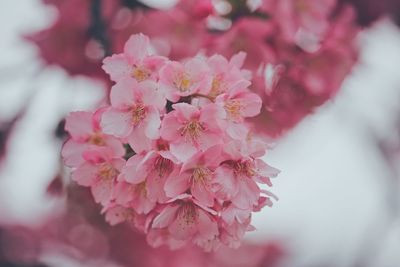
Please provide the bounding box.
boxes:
[62,139,87,167]
[91,179,114,205]
[124,33,151,62]
[192,181,214,207]
[169,211,197,240]
[232,178,260,210]
[103,136,125,157]
[110,78,137,108]
[122,155,147,184]
[152,205,179,228]
[143,108,161,139]
[197,132,222,152]
[71,162,98,186]
[212,165,238,200]
[229,52,247,68]
[65,111,93,139]
[101,108,132,137]
[226,122,249,140]
[164,173,190,198]
[170,141,197,162]
[128,126,152,153]
[160,114,181,141]
[102,54,131,82]
[197,209,218,240]
[172,103,199,121]
[114,182,134,205]
[240,92,262,117]
[140,81,166,110]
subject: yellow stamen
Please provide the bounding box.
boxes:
[192,167,211,185]
[98,163,119,181]
[131,66,151,82]
[88,132,105,146]
[174,73,192,92]
[131,103,146,126]
[224,99,242,121]
[180,120,204,142]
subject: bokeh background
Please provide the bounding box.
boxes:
[0,0,400,266]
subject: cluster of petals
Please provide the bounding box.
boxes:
[62,33,279,251]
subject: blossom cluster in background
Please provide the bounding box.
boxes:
[62,33,279,251]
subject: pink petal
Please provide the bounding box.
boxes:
[170,141,197,162]
[212,165,238,200]
[226,122,249,140]
[140,81,166,110]
[197,209,218,240]
[152,205,179,228]
[192,181,214,207]
[160,113,181,141]
[102,54,131,82]
[101,108,132,137]
[232,178,260,210]
[164,172,190,198]
[71,162,98,186]
[65,111,93,139]
[128,126,152,153]
[110,78,137,108]
[169,210,197,240]
[122,155,147,184]
[124,33,151,62]
[144,108,161,140]
[240,92,262,117]
[91,179,113,205]
[62,139,87,167]
[114,182,134,205]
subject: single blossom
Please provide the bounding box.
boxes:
[151,196,219,249]
[101,78,165,153]
[159,57,212,102]
[215,87,262,139]
[206,52,251,99]
[160,103,224,162]
[71,154,125,205]
[164,145,223,207]
[103,33,167,82]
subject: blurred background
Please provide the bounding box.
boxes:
[0,0,400,266]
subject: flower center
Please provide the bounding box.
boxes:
[135,182,147,196]
[88,132,105,146]
[174,73,192,92]
[209,76,226,98]
[179,203,198,225]
[131,103,146,126]
[192,167,211,185]
[132,66,151,82]
[180,120,204,142]
[154,156,174,178]
[224,99,242,121]
[234,161,255,178]
[98,163,119,181]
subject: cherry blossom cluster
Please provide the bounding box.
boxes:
[62,33,279,251]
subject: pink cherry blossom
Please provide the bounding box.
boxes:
[206,52,251,99]
[101,78,165,153]
[62,109,124,167]
[151,196,219,249]
[215,87,262,139]
[159,57,212,102]
[103,33,167,82]
[164,145,223,207]
[160,103,224,162]
[71,154,125,205]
